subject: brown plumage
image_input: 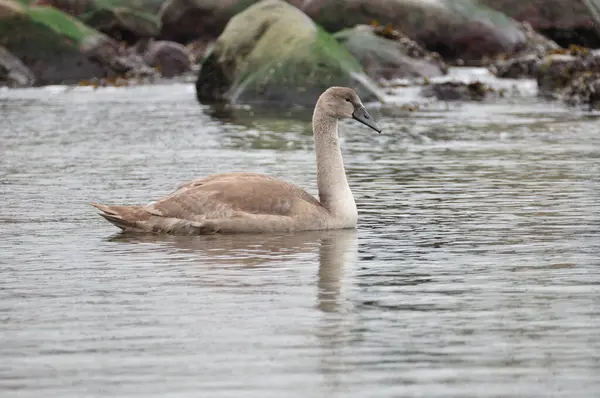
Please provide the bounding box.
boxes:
[91,87,382,235]
[91,172,327,234]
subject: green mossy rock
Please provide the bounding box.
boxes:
[0,2,107,83]
[0,1,154,84]
[195,0,384,107]
[31,0,163,42]
[78,7,160,42]
[32,0,166,16]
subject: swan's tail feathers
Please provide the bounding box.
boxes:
[89,202,150,232]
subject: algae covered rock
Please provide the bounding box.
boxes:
[563,71,600,110]
[32,0,166,16]
[195,0,384,107]
[34,0,163,42]
[334,24,447,81]
[78,7,160,43]
[536,50,600,97]
[0,1,155,84]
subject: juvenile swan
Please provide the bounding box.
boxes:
[90,87,381,234]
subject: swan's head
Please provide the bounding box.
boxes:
[318,87,382,133]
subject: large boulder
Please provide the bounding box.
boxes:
[479,0,600,48]
[0,1,156,85]
[33,0,163,43]
[77,7,160,43]
[288,0,528,62]
[0,45,35,87]
[158,0,252,44]
[333,24,447,81]
[195,0,384,107]
[31,0,166,16]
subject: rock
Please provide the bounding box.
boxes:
[421,81,499,101]
[195,0,384,107]
[78,7,160,44]
[492,54,542,79]
[33,0,163,43]
[158,0,249,44]
[333,24,447,81]
[479,0,600,48]
[563,71,600,109]
[32,0,93,16]
[490,23,560,79]
[0,2,156,85]
[536,49,600,98]
[135,38,192,77]
[288,0,528,62]
[517,22,562,58]
[0,45,36,87]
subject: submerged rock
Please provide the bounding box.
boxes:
[195,0,384,107]
[479,0,600,48]
[0,2,156,85]
[421,81,500,101]
[0,45,36,87]
[333,24,447,81]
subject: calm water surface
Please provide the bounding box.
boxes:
[1,76,599,397]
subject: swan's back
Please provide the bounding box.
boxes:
[91,172,327,234]
[154,172,323,218]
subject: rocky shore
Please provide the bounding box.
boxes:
[1,0,599,109]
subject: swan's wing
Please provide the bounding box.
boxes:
[145,172,324,220]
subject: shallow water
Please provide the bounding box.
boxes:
[1,75,599,397]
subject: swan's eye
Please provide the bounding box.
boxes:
[345,98,351,102]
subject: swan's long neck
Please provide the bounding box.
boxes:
[313,107,357,224]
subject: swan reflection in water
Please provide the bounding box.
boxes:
[108,228,359,313]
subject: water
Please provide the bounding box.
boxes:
[1,73,599,397]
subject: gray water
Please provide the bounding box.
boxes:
[1,78,599,398]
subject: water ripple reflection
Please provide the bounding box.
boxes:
[1,83,599,398]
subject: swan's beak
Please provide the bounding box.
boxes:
[352,105,381,133]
